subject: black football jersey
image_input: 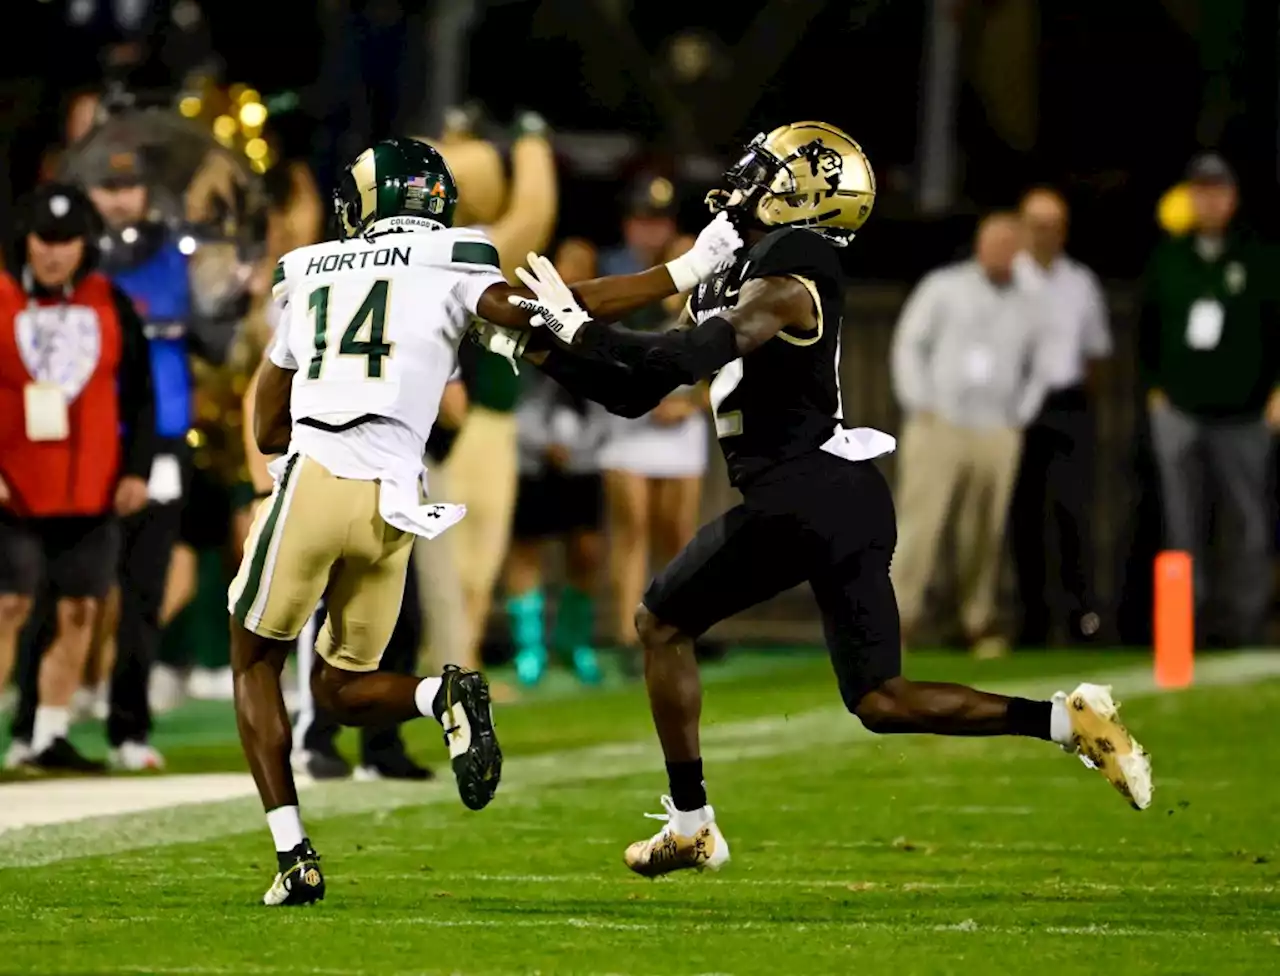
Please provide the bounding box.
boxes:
[688,227,846,486]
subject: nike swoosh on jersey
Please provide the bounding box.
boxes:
[723,261,750,299]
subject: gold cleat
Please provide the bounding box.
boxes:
[623,795,730,878]
[1059,683,1153,810]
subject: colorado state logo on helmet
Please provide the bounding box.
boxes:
[334,137,460,239]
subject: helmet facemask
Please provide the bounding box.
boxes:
[705,133,780,232]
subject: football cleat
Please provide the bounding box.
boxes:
[23,738,106,774]
[263,840,325,907]
[624,795,730,878]
[354,749,434,782]
[432,665,502,810]
[1058,683,1153,810]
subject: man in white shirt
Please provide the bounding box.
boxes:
[891,213,1055,657]
[1010,188,1111,646]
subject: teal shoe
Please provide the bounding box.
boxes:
[570,646,603,685]
[514,646,548,686]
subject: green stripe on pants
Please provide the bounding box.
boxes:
[233,454,299,624]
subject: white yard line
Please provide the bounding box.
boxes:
[0,652,1277,869]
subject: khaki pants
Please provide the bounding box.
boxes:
[229,456,414,671]
[413,458,467,670]
[443,406,518,663]
[891,415,1021,638]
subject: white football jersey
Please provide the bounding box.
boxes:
[268,223,505,445]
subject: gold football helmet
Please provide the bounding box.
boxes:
[707,121,875,245]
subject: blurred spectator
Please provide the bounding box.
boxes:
[503,370,608,687]
[0,184,153,771]
[1140,153,1280,648]
[435,116,558,671]
[60,0,214,94]
[414,378,469,672]
[247,109,324,298]
[88,148,196,767]
[39,90,104,184]
[890,213,1054,656]
[1010,188,1110,646]
[559,178,711,670]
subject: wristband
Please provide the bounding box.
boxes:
[664,253,702,294]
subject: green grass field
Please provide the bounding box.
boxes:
[1,648,1278,975]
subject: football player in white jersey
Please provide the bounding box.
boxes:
[231,136,743,905]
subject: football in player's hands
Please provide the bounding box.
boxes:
[665,212,743,292]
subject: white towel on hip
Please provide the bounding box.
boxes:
[265,453,467,541]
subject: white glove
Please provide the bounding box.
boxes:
[468,320,529,374]
[506,252,592,344]
[664,212,744,292]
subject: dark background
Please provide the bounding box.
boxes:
[2,0,1275,280]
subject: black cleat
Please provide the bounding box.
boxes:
[355,750,435,781]
[432,665,502,810]
[23,738,106,774]
[263,840,325,906]
[292,742,352,781]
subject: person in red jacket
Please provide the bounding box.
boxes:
[0,183,153,771]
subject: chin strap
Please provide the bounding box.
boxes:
[808,227,855,247]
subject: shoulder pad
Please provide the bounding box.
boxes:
[743,227,841,284]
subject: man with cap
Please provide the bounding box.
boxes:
[1141,153,1280,647]
[0,183,154,771]
[88,147,211,769]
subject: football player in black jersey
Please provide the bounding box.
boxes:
[477,122,1153,877]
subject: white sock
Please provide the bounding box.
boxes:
[265,805,305,853]
[1049,695,1073,745]
[32,706,70,754]
[672,807,713,835]
[415,677,443,719]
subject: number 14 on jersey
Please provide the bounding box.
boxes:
[307,279,395,380]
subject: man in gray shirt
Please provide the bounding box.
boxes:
[891,212,1054,656]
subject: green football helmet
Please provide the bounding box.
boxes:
[333,137,459,238]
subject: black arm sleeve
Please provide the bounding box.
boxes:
[572,317,738,387]
[111,284,156,479]
[535,345,680,419]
